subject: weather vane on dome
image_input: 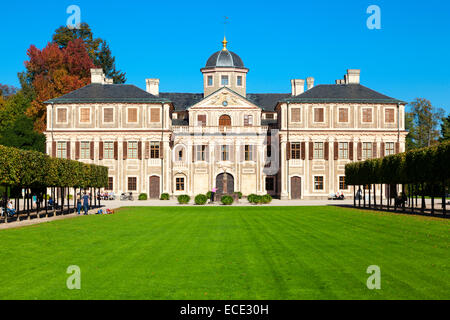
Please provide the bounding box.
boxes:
[222,16,229,51]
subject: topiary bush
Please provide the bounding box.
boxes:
[195,194,207,205]
[138,193,148,200]
[206,191,212,200]
[234,191,242,199]
[248,194,262,204]
[160,193,170,200]
[177,194,191,204]
[261,194,272,204]
[221,195,234,205]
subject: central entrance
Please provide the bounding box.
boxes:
[216,173,234,194]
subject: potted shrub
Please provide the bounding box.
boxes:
[261,194,272,204]
[221,195,234,205]
[177,195,191,204]
[195,194,207,205]
[138,193,148,200]
[160,193,170,200]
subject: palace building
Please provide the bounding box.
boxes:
[44,38,407,199]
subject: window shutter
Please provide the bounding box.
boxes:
[395,142,400,154]
[159,142,164,159]
[324,142,329,160]
[286,142,291,160]
[334,142,338,160]
[145,142,150,159]
[192,145,195,163]
[67,142,71,159]
[90,142,94,160]
[349,142,354,160]
[99,142,103,160]
[357,142,362,160]
[52,141,56,157]
[75,141,80,160]
[309,142,314,160]
[138,141,142,160]
[114,141,118,160]
[123,142,127,160]
[380,142,385,157]
[372,142,377,158]
[301,142,306,160]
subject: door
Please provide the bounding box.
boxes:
[149,176,160,199]
[291,176,301,199]
[216,173,234,194]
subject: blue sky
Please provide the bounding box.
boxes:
[1,0,449,112]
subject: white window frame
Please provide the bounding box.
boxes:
[338,142,348,159]
[385,142,395,156]
[79,107,92,124]
[80,141,90,159]
[56,141,67,159]
[128,141,138,159]
[312,107,325,123]
[127,176,138,192]
[362,142,373,159]
[339,175,348,190]
[102,107,115,123]
[149,108,161,123]
[337,106,350,123]
[291,107,302,123]
[126,107,139,124]
[104,141,114,159]
[314,175,325,191]
[236,75,243,87]
[207,75,214,87]
[384,107,396,123]
[55,107,69,124]
[221,75,229,86]
[361,107,374,123]
[313,142,324,159]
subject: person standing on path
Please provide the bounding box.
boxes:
[82,193,89,215]
[211,187,217,203]
[76,197,82,215]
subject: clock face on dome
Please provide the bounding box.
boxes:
[222,101,228,107]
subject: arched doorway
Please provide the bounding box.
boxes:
[149,176,160,199]
[216,173,234,194]
[290,176,301,199]
[219,115,231,131]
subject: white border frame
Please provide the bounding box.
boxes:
[361,107,374,124]
[312,106,325,123]
[102,107,115,124]
[79,107,92,124]
[337,106,350,123]
[55,107,69,124]
[126,107,139,124]
[384,107,396,124]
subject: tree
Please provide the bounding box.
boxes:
[404,111,417,151]
[52,23,126,83]
[440,115,450,142]
[0,114,45,152]
[407,98,445,148]
[24,39,95,132]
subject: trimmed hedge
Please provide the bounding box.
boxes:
[160,193,170,200]
[261,194,273,204]
[195,194,207,205]
[177,195,190,204]
[138,193,148,200]
[221,195,234,205]
[248,194,262,204]
[0,145,108,188]
[345,141,450,186]
[234,191,242,199]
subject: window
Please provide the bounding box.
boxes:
[362,142,373,159]
[57,142,67,159]
[197,114,206,127]
[339,176,347,190]
[266,177,275,191]
[57,108,67,123]
[291,108,301,122]
[385,142,395,156]
[104,142,114,159]
[385,109,395,123]
[244,145,253,161]
[128,141,138,159]
[314,108,324,122]
[207,75,213,86]
[177,149,183,161]
[128,177,137,191]
[291,143,301,159]
[362,108,373,123]
[107,177,114,191]
[237,76,242,86]
[266,113,274,119]
[103,108,114,123]
[150,108,160,123]
[219,115,231,130]
[128,108,138,123]
[314,142,324,159]
[266,145,272,158]
[80,142,90,159]
[244,115,253,126]
[221,75,229,86]
[314,176,324,190]
[338,142,348,159]
[150,142,160,159]
[196,145,207,161]
[80,108,90,123]
[221,145,229,161]
[338,108,348,122]
[176,177,185,191]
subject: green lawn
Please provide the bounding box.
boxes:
[0,206,448,300]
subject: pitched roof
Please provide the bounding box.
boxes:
[159,93,204,111]
[282,84,405,104]
[45,84,170,104]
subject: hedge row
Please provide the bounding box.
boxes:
[0,145,108,188]
[345,141,450,185]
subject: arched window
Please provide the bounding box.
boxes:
[219,115,231,131]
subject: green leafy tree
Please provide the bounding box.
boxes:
[52,23,126,83]
[404,111,417,150]
[407,98,445,148]
[439,115,450,142]
[0,114,45,152]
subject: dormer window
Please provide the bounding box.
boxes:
[207,75,213,87]
[221,75,229,86]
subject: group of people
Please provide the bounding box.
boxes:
[331,191,345,200]
[0,198,16,217]
[76,193,91,215]
[96,192,115,201]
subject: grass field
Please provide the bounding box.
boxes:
[0,206,448,300]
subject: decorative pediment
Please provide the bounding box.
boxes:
[189,87,260,110]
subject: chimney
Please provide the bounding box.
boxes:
[104,78,114,84]
[146,79,160,96]
[346,69,360,84]
[290,79,305,96]
[306,77,315,90]
[91,68,105,84]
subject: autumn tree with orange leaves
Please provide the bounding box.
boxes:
[24,38,95,132]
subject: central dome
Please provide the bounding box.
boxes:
[205,50,245,68]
